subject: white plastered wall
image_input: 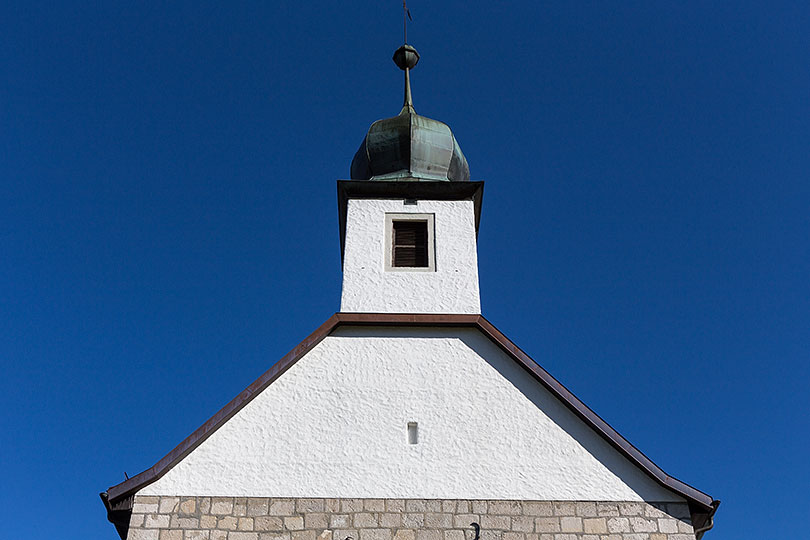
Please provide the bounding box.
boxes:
[339,198,481,314]
[141,327,683,502]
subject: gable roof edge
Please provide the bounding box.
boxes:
[102,312,718,535]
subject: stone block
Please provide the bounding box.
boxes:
[650,534,667,540]
[172,516,200,528]
[200,515,217,528]
[292,530,316,540]
[211,498,234,515]
[618,503,643,516]
[479,529,502,540]
[297,499,326,513]
[234,498,248,516]
[160,497,180,513]
[623,534,650,540]
[406,500,427,512]
[444,530,465,540]
[630,517,658,533]
[326,499,341,513]
[575,502,596,517]
[386,500,406,513]
[256,516,285,531]
[200,498,212,514]
[453,514,479,528]
[219,516,239,530]
[441,501,456,513]
[330,515,352,528]
[239,517,256,531]
[559,517,582,533]
[354,513,378,528]
[481,515,510,530]
[416,530,441,540]
[160,532,183,540]
[306,513,329,529]
[260,534,290,540]
[360,529,392,540]
[211,532,227,540]
[510,516,534,532]
[129,531,159,540]
[582,518,607,534]
[488,502,521,516]
[381,513,403,528]
[455,501,470,514]
[393,530,415,540]
[270,499,296,516]
[521,503,552,517]
[644,503,668,519]
[658,518,678,533]
[230,534,259,540]
[144,514,171,528]
[670,535,696,540]
[248,498,270,517]
[402,514,424,528]
[332,529,358,540]
[184,531,210,540]
[534,518,560,533]
[342,499,365,513]
[179,498,197,515]
[552,503,575,517]
[503,533,523,540]
[596,503,619,517]
[284,516,304,531]
[471,501,487,514]
[425,501,442,512]
[606,517,629,533]
[425,513,452,529]
[130,514,145,528]
[365,499,386,512]
[678,519,694,533]
[133,500,160,514]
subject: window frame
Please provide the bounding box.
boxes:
[384,213,436,272]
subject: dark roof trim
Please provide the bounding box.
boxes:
[104,313,717,522]
[337,180,484,262]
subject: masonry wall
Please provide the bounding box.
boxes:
[126,496,696,540]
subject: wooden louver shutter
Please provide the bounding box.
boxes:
[392,220,428,267]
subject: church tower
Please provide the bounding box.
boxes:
[101,44,719,540]
[340,44,481,314]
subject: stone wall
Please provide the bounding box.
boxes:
[126,496,696,540]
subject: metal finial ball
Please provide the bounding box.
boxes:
[393,44,420,70]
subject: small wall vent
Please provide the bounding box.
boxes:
[407,422,418,444]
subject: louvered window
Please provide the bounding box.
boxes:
[385,213,435,272]
[392,220,429,267]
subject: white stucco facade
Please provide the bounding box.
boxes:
[339,198,481,314]
[141,327,682,503]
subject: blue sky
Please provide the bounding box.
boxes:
[1,2,808,539]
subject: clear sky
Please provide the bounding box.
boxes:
[1,2,808,539]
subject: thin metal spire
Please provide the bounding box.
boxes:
[393,43,419,114]
[403,1,412,44]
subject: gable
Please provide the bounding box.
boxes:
[137,325,683,502]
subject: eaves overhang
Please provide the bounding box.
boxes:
[101,313,719,539]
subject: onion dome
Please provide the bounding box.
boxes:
[350,44,470,182]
